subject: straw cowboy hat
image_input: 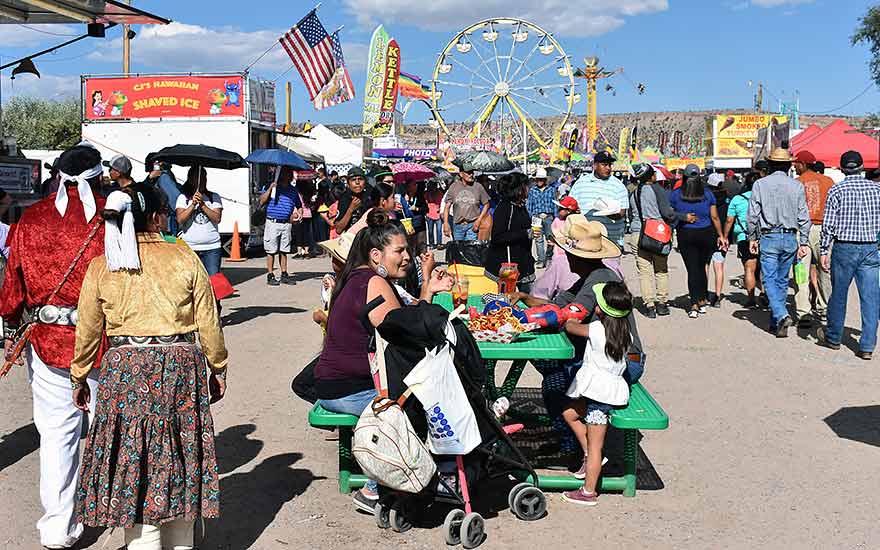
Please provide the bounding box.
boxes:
[319,231,355,264]
[767,148,793,162]
[550,214,621,259]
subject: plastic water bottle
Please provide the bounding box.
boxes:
[492,397,510,418]
[794,258,808,285]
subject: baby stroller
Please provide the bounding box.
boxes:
[370,302,548,548]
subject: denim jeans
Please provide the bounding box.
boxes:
[759,233,797,326]
[318,388,379,493]
[534,215,554,263]
[426,218,443,247]
[532,358,583,454]
[196,247,223,276]
[825,242,880,352]
[452,222,478,241]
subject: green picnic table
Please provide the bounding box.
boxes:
[306,292,668,497]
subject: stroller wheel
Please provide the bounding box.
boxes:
[374,501,391,529]
[443,509,466,546]
[460,512,485,549]
[512,486,547,521]
[390,500,412,533]
[507,482,532,511]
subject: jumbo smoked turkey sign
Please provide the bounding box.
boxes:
[83,75,245,120]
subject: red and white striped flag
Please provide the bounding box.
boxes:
[279,10,339,102]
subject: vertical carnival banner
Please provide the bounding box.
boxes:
[373,39,400,137]
[362,25,390,134]
[617,127,630,162]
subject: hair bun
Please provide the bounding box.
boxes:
[366,209,390,228]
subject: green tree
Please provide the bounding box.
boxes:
[852,5,880,87]
[1,96,81,150]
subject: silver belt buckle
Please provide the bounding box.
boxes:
[38,305,61,324]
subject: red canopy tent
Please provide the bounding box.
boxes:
[790,124,822,148]
[791,119,880,169]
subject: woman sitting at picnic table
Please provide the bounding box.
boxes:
[507,215,643,465]
[314,210,452,513]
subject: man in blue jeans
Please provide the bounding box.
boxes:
[526,166,557,268]
[817,151,880,360]
[747,148,811,337]
[442,162,490,242]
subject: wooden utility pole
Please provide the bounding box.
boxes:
[285,81,292,132]
[122,0,131,73]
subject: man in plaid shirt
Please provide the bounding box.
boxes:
[817,151,880,360]
[527,167,557,268]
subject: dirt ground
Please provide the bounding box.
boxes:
[1,250,878,550]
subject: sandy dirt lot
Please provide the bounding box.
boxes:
[1,250,878,549]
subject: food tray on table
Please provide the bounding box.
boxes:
[467,306,539,344]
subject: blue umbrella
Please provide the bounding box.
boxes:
[245,148,310,170]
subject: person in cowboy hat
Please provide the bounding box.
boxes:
[0,144,107,549]
[443,159,490,242]
[509,215,644,461]
[527,166,558,268]
[746,147,811,337]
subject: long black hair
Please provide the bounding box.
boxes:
[102,182,169,233]
[741,171,760,195]
[330,210,407,307]
[367,181,395,210]
[181,166,208,199]
[499,172,529,203]
[599,282,633,363]
[680,174,706,202]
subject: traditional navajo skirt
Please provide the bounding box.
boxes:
[75,341,220,527]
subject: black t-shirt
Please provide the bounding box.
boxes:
[335,189,367,232]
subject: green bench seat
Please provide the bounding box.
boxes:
[308,382,668,497]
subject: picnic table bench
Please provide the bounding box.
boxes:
[308,381,668,497]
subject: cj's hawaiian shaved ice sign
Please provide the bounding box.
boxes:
[84,75,244,120]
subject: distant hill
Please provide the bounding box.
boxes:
[315,109,867,153]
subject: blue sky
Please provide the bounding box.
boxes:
[1,0,877,126]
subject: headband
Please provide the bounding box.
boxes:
[104,190,141,272]
[54,163,102,222]
[592,283,631,318]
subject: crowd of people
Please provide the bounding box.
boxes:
[1,137,878,547]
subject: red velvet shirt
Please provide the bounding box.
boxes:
[0,187,106,370]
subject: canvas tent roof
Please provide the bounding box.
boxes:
[276,134,324,164]
[790,124,822,147]
[0,1,169,25]
[306,125,362,167]
[792,119,880,169]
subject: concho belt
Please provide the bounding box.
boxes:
[109,333,196,347]
[25,305,78,327]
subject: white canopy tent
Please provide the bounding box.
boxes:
[276,125,361,173]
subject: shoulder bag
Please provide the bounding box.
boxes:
[352,319,436,493]
[634,184,672,256]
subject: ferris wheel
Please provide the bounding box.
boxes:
[430,18,577,159]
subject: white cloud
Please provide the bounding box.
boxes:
[749,0,814,6]
[342,0,668,36]
[1,24,79,48]
[87,22,367,78]
[0,73,79,101]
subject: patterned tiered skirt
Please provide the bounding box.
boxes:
[75,341,220,528]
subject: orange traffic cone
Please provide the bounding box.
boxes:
[227,221,246,262]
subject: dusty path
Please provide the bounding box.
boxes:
[1,251,878,549]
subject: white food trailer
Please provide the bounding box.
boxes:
[81,72,277,253]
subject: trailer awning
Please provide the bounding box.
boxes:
[0,0,170,25]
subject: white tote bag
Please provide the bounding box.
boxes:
[403,321,481,455]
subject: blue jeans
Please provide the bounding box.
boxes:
[452,222,478,241]
[759,233,797,326]
[426,218,443,247]
[534,215,554,263]
[318,388,379,493]
[196,247,223,276]
[826,243,880,352]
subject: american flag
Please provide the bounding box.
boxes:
[280,10,342,102]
